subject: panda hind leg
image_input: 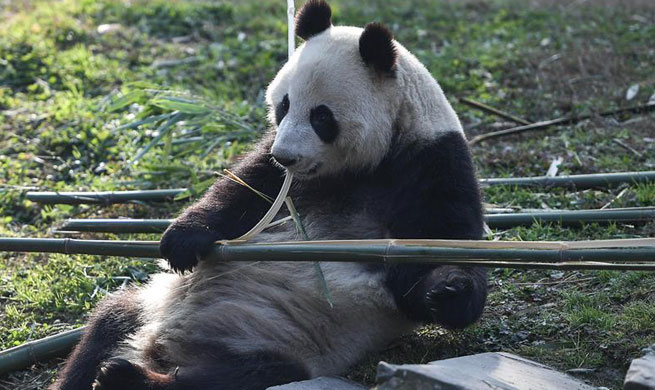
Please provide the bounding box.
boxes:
[92,350,309,390]
[51,290,143,390]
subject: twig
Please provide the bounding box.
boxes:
[459,97,532,125]
[600,188,629,210]
[612,138,643,158]
[469,102,655,145]
[513,277,594,286]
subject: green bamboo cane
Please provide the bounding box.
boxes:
[58,207,655,233]
[485,207,655,229]
[479,171,655,189]
[25,189,187,205]
[24,171,655,205]
[0,237,160,257]
[1,237,654,270]
[61,219,172,233]
[0,327,84,376]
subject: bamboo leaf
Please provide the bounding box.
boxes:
[114,113,175,131]
[130,113,184,165]
[106,90,147,112]
[151,96,211,115]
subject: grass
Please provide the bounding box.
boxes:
[0,0,654,388]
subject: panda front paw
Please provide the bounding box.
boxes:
[159,225,222,273]
[424,267,485,329]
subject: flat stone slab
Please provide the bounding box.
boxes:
[267,376,366,390]
[377,352,596,390]
[624,344,655,390]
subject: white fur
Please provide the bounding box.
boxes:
[267,25,463,179]
[118,222,415,375]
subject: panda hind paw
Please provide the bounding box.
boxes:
[93,358,150,390]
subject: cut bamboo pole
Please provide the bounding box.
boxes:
[25,189,187,205]
[24,171,655,205]
[0,237,161,257]
[485,207,655,229]
[1,237,654,270]
[480,171,655,189]
[459,97,532,125]
[0,327,84,376]
[61,219,172,233]
[469,102,655,145]
[58,207,655,233]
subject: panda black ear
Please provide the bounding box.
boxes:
[295,0,332,41]
[359,22,397,74]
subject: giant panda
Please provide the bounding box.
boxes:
[51,1,487,389]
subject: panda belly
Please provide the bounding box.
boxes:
[122,225,414,377]
[127,260,413,377]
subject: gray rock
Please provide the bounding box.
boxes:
[267,376,366,390]
[377,352,596,390]
[624,345,655,390]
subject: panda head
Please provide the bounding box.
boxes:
[266,0,402,180]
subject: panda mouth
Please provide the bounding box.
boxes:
[294,162,322,178]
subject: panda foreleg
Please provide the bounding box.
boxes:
[160,133,285,273]
[92,351,309,390]
[50,290,142,390]
[385,264,487,329]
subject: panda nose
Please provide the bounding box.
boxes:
[272,153,298,167]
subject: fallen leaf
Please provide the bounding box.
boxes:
[626,84,639,100]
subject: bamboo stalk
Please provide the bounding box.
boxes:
[25,189,187,205]
[58,207,655,233]
[1,237,654,270]
[25,171,655,205]
[0,327,84,376]
[469,102,655,145]
[459,97,532,125]
[61,219,172,233]
[0,237,161,257]
[480,171,655,189]
[485,207,655,229]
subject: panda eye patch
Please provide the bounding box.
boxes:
[310,105,339,143]
[275,94,290,125]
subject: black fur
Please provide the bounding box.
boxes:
[309,104,339,143]
[274,94,289,126]
[359,22,397,74]
[159,133,284,273]
[288,131,486,326]
[92,352,308,390]
[295,0,332,41]
[50,291,142,390]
